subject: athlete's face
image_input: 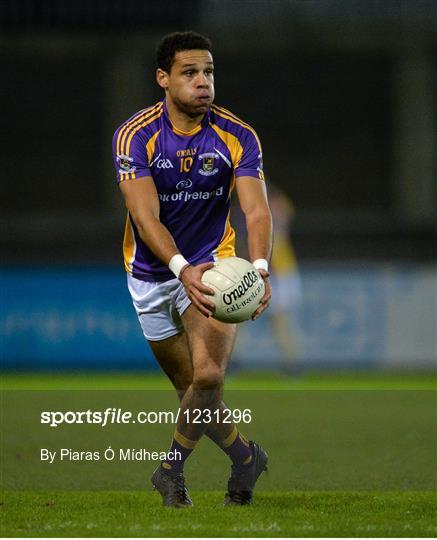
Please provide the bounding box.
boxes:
[157,50,215,117]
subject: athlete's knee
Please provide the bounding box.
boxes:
[173,373,192,400]
[192,365,224,391]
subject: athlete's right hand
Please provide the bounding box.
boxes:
[179,262,216,317]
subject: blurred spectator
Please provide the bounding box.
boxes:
[267,183,302,370]
[232,181,301,370]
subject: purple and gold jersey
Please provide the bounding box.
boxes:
[112,99,264,282]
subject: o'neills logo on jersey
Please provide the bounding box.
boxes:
[222,271,260,305]
[159,186,223,203]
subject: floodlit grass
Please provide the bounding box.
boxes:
[1,370,436,390]
[1,491,436,537]
[1,371,436,537]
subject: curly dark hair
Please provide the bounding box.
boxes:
[156,31,212,73]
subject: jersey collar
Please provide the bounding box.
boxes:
[163,98,211,136]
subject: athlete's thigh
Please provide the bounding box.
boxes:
[181,305,237,374]
[148,332,193,395]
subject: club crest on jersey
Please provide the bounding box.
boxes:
[117,154,136,174]
[198,152,219,176]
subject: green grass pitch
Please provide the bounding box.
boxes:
[1,371,436,537]
[2,491,435,537]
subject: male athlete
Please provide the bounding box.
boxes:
[112,31,273,507]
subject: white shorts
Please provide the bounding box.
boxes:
[127,275,191,341]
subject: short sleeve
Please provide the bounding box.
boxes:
[112,127,151,183]
[234,128,264,181]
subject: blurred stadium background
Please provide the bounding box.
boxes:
[1,0,436,374]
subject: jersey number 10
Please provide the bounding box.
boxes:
[180,157,193,173]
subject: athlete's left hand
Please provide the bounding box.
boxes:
[251,269,271,320]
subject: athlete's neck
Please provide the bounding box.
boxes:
[166,99,205,133]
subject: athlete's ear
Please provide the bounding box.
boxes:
[156,68,169,90]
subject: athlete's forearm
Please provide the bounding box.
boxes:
[119,179,181,267]
[134,214,180,266]
[245,211,273,263]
